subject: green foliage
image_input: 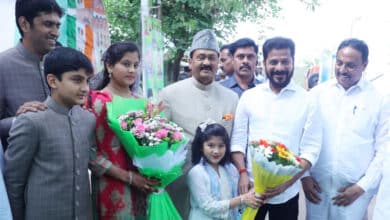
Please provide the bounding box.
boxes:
[102,0,318,82]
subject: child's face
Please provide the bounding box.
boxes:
[48,69,90,108]
[202,136,226,168]
[107,51,140,88]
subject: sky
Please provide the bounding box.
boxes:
[1,0,389,94]
[229,0,390,94]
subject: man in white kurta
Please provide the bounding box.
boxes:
[159,29,239,219]
[302,38,390,220]
[231,37,322,220]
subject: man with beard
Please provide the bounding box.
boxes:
[0,0,63,149]
[230,37,322,220]
[159,29,239,218]
[302,38,390,220]
[221,38,263,97]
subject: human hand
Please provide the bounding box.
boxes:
[262,178,294,199]
[238,172,252,194]
[332,184,364,206]
[301,176,322,204]
[16,101,47,115]
[131,172,161,194]
[241,191,265,209]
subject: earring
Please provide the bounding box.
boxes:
[108,70,112,78]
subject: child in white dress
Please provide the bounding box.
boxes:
[187,121,262,220]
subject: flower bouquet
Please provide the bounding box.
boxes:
[242,139,303,220]
[106,96,187,220]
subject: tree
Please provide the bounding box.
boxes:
[103,0,319,83]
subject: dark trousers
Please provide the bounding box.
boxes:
[255,194,299,220]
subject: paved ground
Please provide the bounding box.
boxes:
[265,188,376,220]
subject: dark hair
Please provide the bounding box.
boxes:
[337,38,369,63]
[229,38,258,56]
[44,47,93,81]
[220,44,231,53]
[97,41,141,90]
[15,0,63,37]
[191,123,231,165]
[262,37,295,61]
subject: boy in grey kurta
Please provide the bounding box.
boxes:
[5,47,96,220]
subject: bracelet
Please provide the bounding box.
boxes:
[128,171,133,185]
[238,168,247,175]
[240,195,244,205]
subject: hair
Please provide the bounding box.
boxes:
[337,38,369,63]
[262,37,295,61]
[44,47,93,81]
[15,0,64,37]
[191,123,231,166]
[97,41,141,90]
[220,44,231,53]
[229,38,258,56]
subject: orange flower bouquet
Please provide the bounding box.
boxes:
[242,139,303,219]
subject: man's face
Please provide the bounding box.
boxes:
[219,48,234,76]
[232,46,257,79]
[189,49,219,85]
[23,12,61,57]
[335,46,367,90]
[263,48,294,90]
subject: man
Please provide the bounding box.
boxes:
[0,0,63,149]
[230,37,321,220]
[220,38,264,97]
[159,29,239,218]
[218,44,234,80]
[302,38,390,220]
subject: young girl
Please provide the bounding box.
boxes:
[88,41,159,219]
[187,121,261,220]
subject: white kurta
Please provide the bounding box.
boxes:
[231,81,322,204]
[187,163,238,220]
[307,79,390,220]
[373,144,390,220]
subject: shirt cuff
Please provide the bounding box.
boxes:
[231,144,245,154]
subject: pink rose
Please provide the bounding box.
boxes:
[155,129,169,139]
[120,121,127,130]
[133,118,143,126]
[134,124,146,135]
[172,131,183,141]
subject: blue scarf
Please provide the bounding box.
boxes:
[202,158,240,219]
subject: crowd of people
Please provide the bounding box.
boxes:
[0,1,389,220]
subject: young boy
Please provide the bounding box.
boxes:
[4,47,96,220]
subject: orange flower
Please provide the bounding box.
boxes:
[222,113,233,121]
[259,139,269,147]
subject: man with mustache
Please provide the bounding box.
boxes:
[0,0,63,150]
[230,37,322,220]
[220,38,264,97]
[302,38,390,220]
[159,29,239,219]
[217,44,234,81]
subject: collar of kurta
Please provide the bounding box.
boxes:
[262,80,299,95]
[45,96,76,116]
[191,77,214,91]
[331,77,367,94]
[16,41,41,63]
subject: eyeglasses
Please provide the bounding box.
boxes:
[195,54,218,62]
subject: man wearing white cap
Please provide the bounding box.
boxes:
[159,29,239,218]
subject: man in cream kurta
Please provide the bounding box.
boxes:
[159,29,238,219]
[302,38,390,220]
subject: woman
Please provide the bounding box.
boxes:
[88,41,159,219]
